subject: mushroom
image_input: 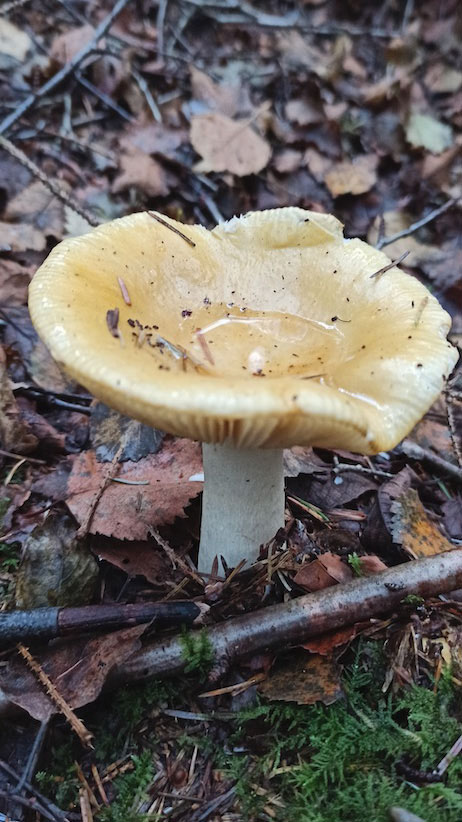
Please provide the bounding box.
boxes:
[29,208,458,572]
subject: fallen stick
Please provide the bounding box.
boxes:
[0,601,206,646]
[112,550,462,684]
[1,551,462,718]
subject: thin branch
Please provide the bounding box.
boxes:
[376,198,459,250]
[0,134,99,226]
[0,0,133,135]
[399,438,462,483]
[112,550,462,684]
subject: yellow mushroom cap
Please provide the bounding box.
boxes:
[29,208,458,452]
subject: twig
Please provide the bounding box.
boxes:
[0,761,69,822]
[399,438,462,483]
[0,0,133,135]
[156,0,169,59]
[376,198,459,250]
[17,645,93,748]
[0,790,60,822]
[0,135,99,226]
[0,601,206,644]
[111,550,462,685]
[75,72,133,122]
[0,448,45,465]
[370,250,410,279]
[333,462,394,479]
[147,211,196,246]
[435,732,462,777]
[15,719,49,792]
[132,70,162,123]
[0,554,460,720]
[79,789,94,822]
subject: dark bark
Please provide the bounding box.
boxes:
[0,601,204,645]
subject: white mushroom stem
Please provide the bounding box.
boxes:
[198,443,285,573]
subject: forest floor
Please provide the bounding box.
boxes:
[1,0,462,820]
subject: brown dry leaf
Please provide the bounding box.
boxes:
[259,650,343,706]
[410,416,457,465]
[0,259,32,305]
[0,345,37,453]
[273,149,303,174]
[424,64,462,94]
[391,488,455,558]
[1,625,146,721]
[285,98,323,126]
[67,437,203,540]
[367,211,445,270]
[112,150,170,197]
[358,555,388,575]
[0,221,45,253]
[302,624,360,655]
[96,540,170,585]
[90,402,164,463]
[120,122,187,157]
[0,17,31,62]
[190,66,249,117]
[324,154,378,196]
[50,24,103,65]
[294,552,353,592]
[5,180,64,239]
[304,147,333,183]
[2,306,72,392]
[190,113,271,176]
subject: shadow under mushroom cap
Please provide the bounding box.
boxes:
[29,208,458,451]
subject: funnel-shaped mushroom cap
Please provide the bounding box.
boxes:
[29,208,457,452]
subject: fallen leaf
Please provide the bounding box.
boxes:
[441,497,462,540]
[0,259,32,305]
[0,221,45,253]
[120,122,187,157]
[1,625,146,721]
[50,24,102,65]
[0,345,37,453]
[2,306,76,392]
[410,416,456,465]
[5,180,64,239]
[406,112,453,154]
[367,210,445,270]
[0,17,31,62]
[304,147,333,183]
[424,64,462,94]
[358,555,388,575]
[285,98,323,126]
[190,66,248,117]
[190,113,271,176]
[324,154,377,196]
[273,149,303,174]
[15,512,99,608]
[96,539,170,585]
[302,624,360,655]
[67,437,203,540]
[259,650,343,706]
[90,402,164,462]
[391,488,455,558]
[294,552,353,592]
[112,149,170,197]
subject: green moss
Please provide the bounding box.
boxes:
[180,628,214,676]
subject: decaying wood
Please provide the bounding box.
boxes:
[1,551,462,718]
